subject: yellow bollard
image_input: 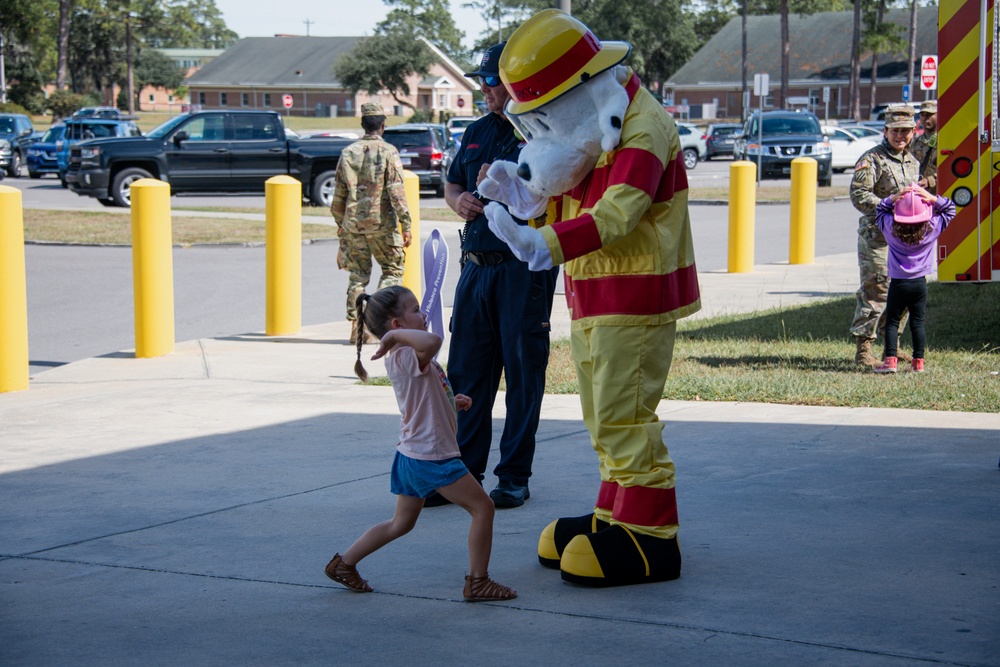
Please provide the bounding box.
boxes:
[0,186,29,392]
[265,175,302,336]
[728,161,756,273]
[402,171,422,300]
[131,179,175,358]
[789,157,817,265]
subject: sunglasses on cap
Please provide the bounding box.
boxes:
[479,75,501,88]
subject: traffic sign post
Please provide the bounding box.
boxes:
[457,98,465,108]
[282,94,293,117]
[822,86,830,121]
[753,73,770,184]
[902,84,911,102]
[920,55,938,91]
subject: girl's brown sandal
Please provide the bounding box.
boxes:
[325,553,372,592]
[463,574,517,602]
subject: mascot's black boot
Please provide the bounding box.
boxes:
[560,525,681,587]
[537,514,610,569]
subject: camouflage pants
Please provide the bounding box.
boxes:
[850,221,906,339]
[338,229,405,321]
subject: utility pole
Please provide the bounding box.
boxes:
[559,0,571,12]
[304,19,314,36]
[0,34,7,104]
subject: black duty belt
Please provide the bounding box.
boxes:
[462,250,515,266]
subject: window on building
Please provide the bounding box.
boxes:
[220,92,228,106]
[764,94,775,108]
[439,94,447,107]
[242,93,249,107]
[168,95,174,103]
[809,89,821,107]
[198,92,206,105]
[264,93,272,106]
[149,94,155,102]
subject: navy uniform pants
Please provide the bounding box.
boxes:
[447,259,559,486]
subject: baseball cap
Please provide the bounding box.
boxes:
[465,42,506,79]
[885,105,916,129]
[894,188,933,224]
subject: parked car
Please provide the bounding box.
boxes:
[703,122,742,160]
[67,110,356,207]
[381,123,457,196]
[733,110,833,186]
[870,102,920,122]
[676,121,706,169]
[0,113,37,177]
[839,124,883,140]
[25,124,66,178]
[446,116,477,140]
[822,125,878,172]
[57,118,143,187]
[71,106,128,120]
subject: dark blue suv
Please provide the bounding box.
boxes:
[56,118,142,187]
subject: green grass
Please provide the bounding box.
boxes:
[545,283,1000,412]
[368,283,1000,412]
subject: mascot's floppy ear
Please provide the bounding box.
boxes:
[585,66,631,153]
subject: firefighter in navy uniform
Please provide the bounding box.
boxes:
[425,42,559,509]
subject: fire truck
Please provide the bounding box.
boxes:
[937,0,1000,282]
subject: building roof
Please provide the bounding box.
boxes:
[185,36,475,92]
[668,9,938,86]
[185,36,364,87]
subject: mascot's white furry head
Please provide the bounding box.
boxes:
[499,9,632,198]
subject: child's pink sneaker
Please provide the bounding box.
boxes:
[874,356,898,374]
[911,358,925,373]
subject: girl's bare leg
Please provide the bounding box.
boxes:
[341,495,424,566]
[438,473,495,577]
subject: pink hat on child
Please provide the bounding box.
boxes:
[893,187,933,224]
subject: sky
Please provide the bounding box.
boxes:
[213,0,490,51]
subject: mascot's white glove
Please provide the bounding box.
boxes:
[485,202,553,271]
[478,161,549,220]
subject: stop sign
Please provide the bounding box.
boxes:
[920,55,938,90]
[282,94,294,109]
[457,98,465,108]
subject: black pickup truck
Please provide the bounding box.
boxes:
[66,110,355,207]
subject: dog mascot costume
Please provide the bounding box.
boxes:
[479,10,701,587]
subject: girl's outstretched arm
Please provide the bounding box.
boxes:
[371,330,442,370]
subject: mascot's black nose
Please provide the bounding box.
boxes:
[517,162,532,181]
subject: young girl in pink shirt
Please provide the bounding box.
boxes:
[325,285,516,602]
[873,184,956,373]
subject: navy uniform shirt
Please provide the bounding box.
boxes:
[446,112,526,253]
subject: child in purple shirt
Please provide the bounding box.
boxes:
[873,184,955,373]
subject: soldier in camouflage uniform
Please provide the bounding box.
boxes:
[849,106,921,366]
[909,100,938,195]
[331,102,413,344]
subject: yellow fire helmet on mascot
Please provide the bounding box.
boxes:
[499,9,632,116]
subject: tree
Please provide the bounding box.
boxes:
[377,0,466,61]
[463,0,549,52]
[906,0,917,97]
[57,0,71,90]
[576,0,699,84]
[145,0,237,48]
[849,0,861,120]
[334,32,436,113]
[863,0,904,112]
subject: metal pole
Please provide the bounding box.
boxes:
[0,34,7,104]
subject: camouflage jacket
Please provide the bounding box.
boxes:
[330,134,412,235]
[909,130,938,193]
[850,140,921,225]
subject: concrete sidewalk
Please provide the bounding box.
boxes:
[2,253,998,666]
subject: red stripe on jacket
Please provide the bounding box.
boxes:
[553,213,603,260]
[564,265,699,318]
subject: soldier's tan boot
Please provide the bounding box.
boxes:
[854,336,880,367]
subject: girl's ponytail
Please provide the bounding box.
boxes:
[354,294,370,382]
